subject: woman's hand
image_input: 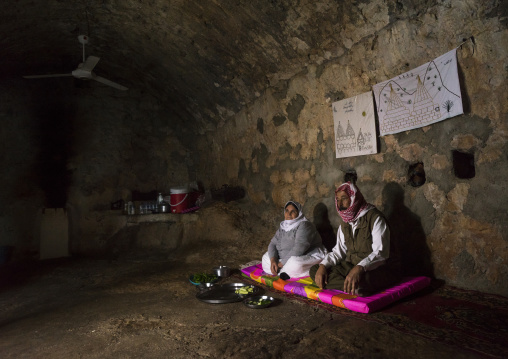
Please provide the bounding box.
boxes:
[314,264,328,289]
[270,258,279,275]
[344,265,364,294]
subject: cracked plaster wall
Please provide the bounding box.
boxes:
[194,0,508,295]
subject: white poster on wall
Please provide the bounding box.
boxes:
[332,91,377,158]
[372,48,463,136]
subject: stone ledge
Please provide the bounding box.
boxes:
[126,212,199,224]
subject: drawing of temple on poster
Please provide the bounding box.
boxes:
[332,91,377,159]
[372,48,463,136]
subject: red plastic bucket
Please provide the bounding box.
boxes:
[170,187,189,213]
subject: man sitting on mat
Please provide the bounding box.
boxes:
[310,182,401,296]
[262,201,327,280]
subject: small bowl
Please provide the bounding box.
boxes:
[243,295,275,309]
[212,265,231,278]
[197,282,216,291]
[189,274,219,286]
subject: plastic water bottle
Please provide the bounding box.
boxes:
[127,201,135,215]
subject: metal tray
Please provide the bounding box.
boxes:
[196,283,259,304]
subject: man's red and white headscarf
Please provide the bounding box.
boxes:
[335,182,375,223]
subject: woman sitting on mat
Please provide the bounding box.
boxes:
[262,201,327,280]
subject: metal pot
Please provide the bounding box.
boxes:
[213,266,231,278]
[158,202,170,213]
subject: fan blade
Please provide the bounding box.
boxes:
[81,56,100,72]
[94,75,128,91]
[23,73,73,79]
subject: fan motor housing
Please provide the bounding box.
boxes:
[72,68,93,79]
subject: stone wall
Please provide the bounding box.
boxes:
[0,79,191,259]
[193,1,508,295]
[0,0,506,297]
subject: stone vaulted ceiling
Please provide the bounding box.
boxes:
[1,0,363,133]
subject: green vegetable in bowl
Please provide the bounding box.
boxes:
[235,286,254,295]
[248,298,272,306]
[192,273,218,283]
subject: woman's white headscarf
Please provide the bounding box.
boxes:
[279,201,308,232]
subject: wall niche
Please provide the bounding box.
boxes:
[452,150,475,179]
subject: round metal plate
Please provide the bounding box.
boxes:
[196,283,259,304]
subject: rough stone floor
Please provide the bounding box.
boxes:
[0,252,504,359]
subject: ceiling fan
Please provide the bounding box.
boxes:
[23,35,128,91]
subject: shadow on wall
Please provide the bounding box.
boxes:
[31,86,76,208]
[312,203,336,252]
[382,182,434,278]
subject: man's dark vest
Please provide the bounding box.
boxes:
[339,208,385,265]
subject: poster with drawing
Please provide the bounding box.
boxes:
[332,91,377,158]
[372,48,463,136]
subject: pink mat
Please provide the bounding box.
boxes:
[240,263,431,313]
